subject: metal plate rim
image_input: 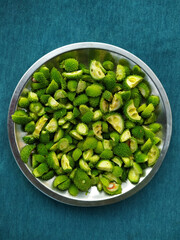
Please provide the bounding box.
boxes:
[8,42,172,207]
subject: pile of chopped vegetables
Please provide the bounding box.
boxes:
[12,57,162,196]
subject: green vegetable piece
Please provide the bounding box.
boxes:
[94,141,103,154]
[68,184,79,196]
[18,97,29,108]
[138,82,151,99]
[129,137,138,153]
[147,95,160,107]
[124,75,143,89]
[96,160,113,172]
[120,129,131,142]
[72,148,82,161]
[141,138,153,152]
[110,132,120,146]
[81,111,94,124]
[102,122,108,133]
[53,128,64,142]
[33,115,48,138]
[23,135,36,144]
[54,89,67,100]
[47,96,59,110]
[28,92,39,102]
[29,102,42,113]
[58,118,66,126]
[39,66,50,79]
[76,80,86,94]
[125,120,135,129]
[106,113,124,134]
[67,80,78,92]
[33,72,49,87]
[143,126,155,140]
[138,103,147,113]
[79,63,90,74]
[73,169,91,192]
[112,157,123,167]
[20,144,35,163]
[39,94,50,104]
[37,143,48,155]
[83,149,93,161]
[46,80,59,95]
[100,176,110,187]
[100,149,113,159]
[134,151,148,163]
[58,138,69,151]
[58,178,71,190]
[103,139,112,150]
[35,89,46,98]
[144,112,157,124]
[47,151,60,169]
[131,126,144,139]
[112,166,123,177]
[53,175,68,187]
[69,130,83,140]
[50,67,63,86]
[90,60,105,81]
[109,93,123,112]
[79,105,90,114]
[41,170,54,180]
[61,154,73,173]
[73,94,88,106]
[89,155,100,163]
[64,58,78,72]
[89,97,100,108]
[53,108,67,120]
[141,104,155,118]
[102,90,113,102]
[79,159,91,172]
[133,162,143,175]
[25,121,35,134]
[113,143,132,157]
[12,110,31,125]
[100,97,109,113]
[45,141,54,150]
[147,145,160,166]
[103,71,116,91]
[124,99,142,122]
[32,154,45,163]
[97,181,103,191]
[64,111,73,121]
[102,61,114,71]
[62,70,83,79]
[83,137,98,150]
[103,182,122,195]
[33,163,49,178]
[153,136,161,145]
[92,110,102,121]
[45,118,58,133]
[148,123,162,133]
[92,121,102,140]
[55,167,64,176]
[116,64,126,81]
[86,84,102,97]
[132,65,145,77]
[76,123,89,136]
[119,90,131,101]
[128,168,140,184]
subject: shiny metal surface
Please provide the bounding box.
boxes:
[8,42,172,207]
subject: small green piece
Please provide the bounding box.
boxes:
[47,151,60,169]
[23,135,36,144]
[100,149,113,159]
[138,103,147,113]
[109,93,123,112]
[73,94,88,106]
[103,71,116,91]
[33,115,48,138]
[83,137,98,150]
[129,137,138,153]
[41,170,55,180]
[102,90,113,101]
[124,75,143,89]
[45,118,58,133]
[96,160,114,172]
[147,145,160,166]
[124,99,141,122]
[20,144,35,163]
[148,123,162,133]
[68,184,79,196]
[62,70,83,79]
[28,92,39,102]
[53,109,67,120]
[120,129,131,142]
[81,111,94,124]
[67,80,78,92]
[92,110,102,121]
[61,154,73,173]
[76,80,86,94]
[116,64,126,81]
[18,97,29,108]
[92,121,102,140]
[106,113,124,134]
[53,175,68,188]
[147,95,160,107]
[125,120,135,129]
[134,151,148,163]
[25,121,35,134]
[103,61,114,71]
[90,60,105,81]
[73,169,91,192]
[12,110,31,124]
[141,104,155,118]
[131,126,144,139]
[86,84,102,97]
[113,143,132,158]
[79,159,91,172]
[138,82,151,99]
[144,112,157,124]
[128,168,140,184]
[48,96,60,110]
[69,130,83,140]
[76,123,89,136]
[64,58,79,72]
[141,138,153,152]
[72,148,82,161]
[33,163,49,178]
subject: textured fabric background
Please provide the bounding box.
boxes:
[0,0,180,239]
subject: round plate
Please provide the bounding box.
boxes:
[8,42,172,207]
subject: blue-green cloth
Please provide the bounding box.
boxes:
[0,0,179,239]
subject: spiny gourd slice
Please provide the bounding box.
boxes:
[100,97,109,113]
[106,113,124,134]
[124,99,142,122]
[116,64,126,81]
[109,93,123,112]
[62,70,83,79]
[90,60,105,81]
[103,182,122,195]
[96,160,114,172]
[92,121,103,140]
[147,145,160,166]
[124,75,143,89]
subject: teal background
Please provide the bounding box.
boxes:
[0,0,180,239]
